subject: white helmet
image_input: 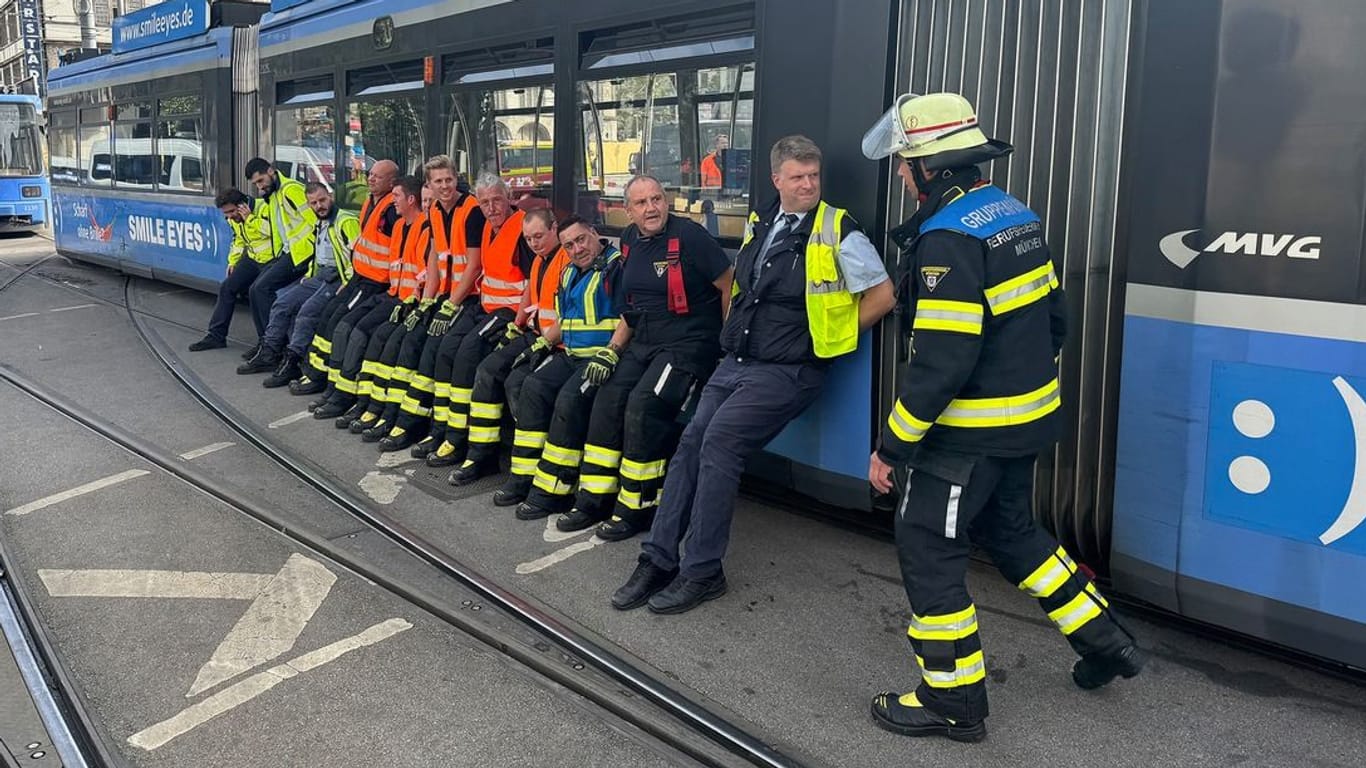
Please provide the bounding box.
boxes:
[862,92,1012,168]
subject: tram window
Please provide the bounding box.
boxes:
[114,114,155,189]
[79,106,111,187]
[275,105,336,190]
[446,85,554,199]
[341,97,424,210]
[49,110,79,185]
[576,74,683,232]
[691,64,753,241]
[156,116,204,193]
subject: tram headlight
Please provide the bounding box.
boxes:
[22,185,42,198]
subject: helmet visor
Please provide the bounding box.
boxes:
[861,93,919,160]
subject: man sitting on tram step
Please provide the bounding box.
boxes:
[421,172,528,467]
[240,157,317,365]
[379,156,486,454]
[247,183,361,384]
[525,175,733,530]
[314,173,428,421]
[291,160,399,404]
[447,208,568,479]
[495,215,624,512]
[188,187,273,352]
[612,135,895,615]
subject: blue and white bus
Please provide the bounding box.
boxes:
[0,93,48,233]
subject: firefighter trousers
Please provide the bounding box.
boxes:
[894,453,1130,722]
[429,309,515,454]
[326,295,398,404]
[464,333,536,467]
[372,315,435,428]
[392,300,482,434]
[302,278,386,386]
[520,356,595,511]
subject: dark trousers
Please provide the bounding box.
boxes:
[205,259,264,342]
[303,278,386,382]
[326,295,397,403]
[465,333,536,465]
[397,301,482,434]
[522,355,593,510]
[430,308,512,450]
[376,316,437,427]
[248,256,306,339]
[892,453,1130,722]
[353,318,405,411]
[641,356,825,578]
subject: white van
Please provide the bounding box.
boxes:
[86,137,205,192]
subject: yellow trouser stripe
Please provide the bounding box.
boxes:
[409,374,434,393]
[907,605,979,642]
[510,456,539,476]
[433,382,450,399]
[313,335,332,354]
[583,444,622,468]
[334,375,358,394]
[390,366,413,384]
[578,474,619,495]
[452,387,472,404]
[1018,547,1077,598]
[617,488,656,510]
[620,458,667,481]
[1048,585,1106,635]
[514,430,547,449]
[917,651,987,689]
[533,468,574,495]
[541,443,582,467]
[470,402,503,419]
[468,426,500,443]
[308,352,329,371]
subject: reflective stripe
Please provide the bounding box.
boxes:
[446,413,468,429]
[482,275,525,290]
[533,468,575,495]
[390,367,413,384]
[357,380,373,397]
[334,375,359,394]
[917,650,987,689]
[514,430,547,449]
[308,352,329,372]
[938,378,1061,428]
[914,299,984,335]
[620,458,666,481]
[541,443,582,467]
[538,309,558,321]
[510,456,540,476]
[408,374,434,394]
[468,426,501,443]
[984,262,1056,315]
[578,474,619,494]
[313,335,332,354]
[617,488,657,510]
[432,405,450,423]
[887,401,931,443]
[481,293,522,308]
[469,402,503,419]
[583,444,622,467]
[944,484,962,539]
[400,398,431,417]
[451,387,472,404]
[433,382,450,399]
[907,605,979,642]
[1018,547,1077,598]
[1048,586,1106,635]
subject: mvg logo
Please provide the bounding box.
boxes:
[1159,229,1322,269]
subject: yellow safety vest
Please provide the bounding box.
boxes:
[267,176,317,267]
[306,211,361,283]
[739,200,859,358]
[227,199,274,268]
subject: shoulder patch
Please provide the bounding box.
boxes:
[920,266,951,292]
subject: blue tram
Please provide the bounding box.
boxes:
[0,93,48,232]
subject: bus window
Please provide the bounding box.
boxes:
[275,105,336,190]
[446,85,554,199]
[576,74,681,231]
[80,106,111,187]
[342,97,424,210]
[0,102,42,178]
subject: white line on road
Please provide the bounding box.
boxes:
[178,442,235,460]
[47,303,96,313]
[128,618,412,751]
[4,469,150,516]
[0,312,40,322]
[267,411,311,429]
[38,569,274,600]
[542,515,595,544]
[515,537,607,575]
[155,289,189,296]
[188,554,337,696]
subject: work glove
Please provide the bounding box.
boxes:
[418,296,438,314]
[427,299,461,337]
[583,347,619,386]
[389,302,405,324]
[502,322,525,345]
[512,336,552,369]
[403,304,424,331]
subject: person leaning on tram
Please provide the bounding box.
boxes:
[449,207,568,486]
[290,160,400,398]
[253,183,361,388]
[860,92,1144,743]
[612,134,895,615]
[189,187,273,352]
[242,157,317,365]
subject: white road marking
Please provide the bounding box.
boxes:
[47,303,96,313]
[515,537,607,575]
[5,469,150,516]
[155,289,189,296]
[542,516,594,544]
[127,618,411,751]
[0,312,40,322]
[39,569,274,600]
[178,442,235,460]
[375,452,417,469]
[359,471,406,504]
[189,553,337,696]
[267,411,311,429]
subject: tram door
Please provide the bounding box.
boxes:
[1110,0,1366,668]
[445,82,555,199]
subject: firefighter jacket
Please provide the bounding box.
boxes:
[558,244,623,357]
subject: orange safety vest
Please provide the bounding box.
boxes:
[428,193,480,296]
[479,210,528,312]
[700,152,722,187]
[528,247,571,333]
[351,192,397,283]
[387,213,431,302]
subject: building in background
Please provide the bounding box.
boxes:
[0,0,158,95]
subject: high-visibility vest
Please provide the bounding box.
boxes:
[227,198,274,268]
[528,247,571,333]
[557,245,622,356]
[738,200,858,359]
[429,193,479,296]
[387,214,432,302]
[306,211,361,282]
[267,176,317,267]
[351,192,397,283]
[478,210,528,312]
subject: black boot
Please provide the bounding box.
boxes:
[1072,643,1146,690]
[557,506,608,533]
[361,419,389,443]
[492,477,530,507]
[241,339,261,360]
[646,571,727,615]
[869,691,986,743]
[335,402,367,429]
[312,398,353,420]
[349,410,380,434]
[236,346,280,375]
[379,427,418,453]
[409,435,437,458]
[291,375,327,397]
[610,560,679,611]
[263,352,301,389]
[189,336,226,352]
[448,457,497,486]
[596,511,653,542]
[425,439,465,468]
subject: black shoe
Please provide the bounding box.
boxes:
[236,348,280,375]
[241,340,261,361]
[646,572,728,615]
[409,436,437,458]
[361,419,388,442]
[610,560,679,611]
[312,400,350,420]
[263,354,301,389]
[596,513,650,543]
[379,428,417,452]
[870,692,986,743]
[349,411,379,434]
[333,403,366,429]
[188,336,226,352]
[292,377,327,397]
[557,507,605,533]
[1072,644,1146,691]
[515,502,555,521]
[448,458,495,486]
[492,481,529,507]
[425,440,464,467]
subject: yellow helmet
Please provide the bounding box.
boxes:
[862,92,1012,167]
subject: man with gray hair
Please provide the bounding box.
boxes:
[612,134,895,615]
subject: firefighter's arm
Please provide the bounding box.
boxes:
[876,232,987,464]
[422,242,442,300]
[514,281,534,326]
[1046,255,1066,360]
[450,246,481,303]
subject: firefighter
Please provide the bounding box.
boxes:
[860,92,1144,742]
[611,135,895,614]
[377,158,487,453]
[240,157,317,366]
[256,183,361,388]
[503,215,623,514]
[189,187,273,352]
[289,160,400,399]
[448,208,567,481]
[526,175,733,531]
[422,173,529,466]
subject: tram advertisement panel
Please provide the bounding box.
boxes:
[52,189,230,285]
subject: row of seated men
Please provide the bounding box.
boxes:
[195,140,895,615]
